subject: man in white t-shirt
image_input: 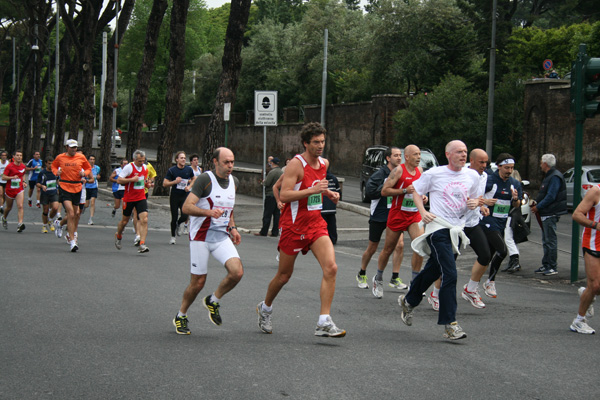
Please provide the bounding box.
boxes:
[399,140,480,341]
[0,150,9,214]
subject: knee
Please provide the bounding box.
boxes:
[589,279,600,295]
[190,276,206,292]
[228,262,244,283]
[323,262,338,279]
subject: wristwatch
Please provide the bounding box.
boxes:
[227,226,237,233]
[402,188,407,195]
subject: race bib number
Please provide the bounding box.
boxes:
[134,176,145,190]
[46,180,57,190]
[11,178,20,189]
[307,193,323,211]
[387,196,392,209]
[212,206,234,226]
[176,179,188,190]
[35,166,41,173]
[492,199,511,218]
[400,193,418,212]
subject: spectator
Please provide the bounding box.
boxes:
[321,170,340,244]
[255,157,283,237]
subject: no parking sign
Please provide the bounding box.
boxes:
[543,59,553,71]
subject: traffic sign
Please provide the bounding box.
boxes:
[543,59,553,71]
[254,91,278,126]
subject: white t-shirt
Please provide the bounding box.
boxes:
[0,160,8,184]
[464,170,487,228]
[412,165,480,226]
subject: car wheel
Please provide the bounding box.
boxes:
[361,183,369,203]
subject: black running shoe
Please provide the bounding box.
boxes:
[203,296,222,325]
[17,223,25,233]
[173,315,191,335]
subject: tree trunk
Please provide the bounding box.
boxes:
[153,0,190,197]
[127,0,169,161]
[201,0,252,172]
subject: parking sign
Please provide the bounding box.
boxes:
[254,91,278,126]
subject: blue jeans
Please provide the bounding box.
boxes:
[541,215,560,270]
[406,229,458,325]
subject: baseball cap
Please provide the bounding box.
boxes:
[66,139,78,147]
[272,157,280,165]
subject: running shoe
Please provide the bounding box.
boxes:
[356,273,369,289]
[389,277,408,290]
[54,220,62,238]
[88,218,93,225]
[170,237,176,245]
[444,322,467,340]
[176,223,183,236]
[578,287,595,318]
[256,301,273,334]
[203,296,222,326]
[49,223,55,232]
[314,316,346,338]
[462,284,486,309]
[134,235,141,246]
[41,225,48,234]
[507,263,521,273]
[17,223,25,233]
[399,295,414,326]
[173,315,191,335]
[70,241,78,252]
[483,280,497,298]
[570,318,595,334]
[427,291,439,311]
[138,244,149,253]
[534,266,548,274]
[36,201,40,208]
[28,200,32,207]
[1,216,6,230]
[543,268,558,276]
[115,234,122,250]
[183,224,189,235]
[111,209,116,217]
[372,276,384,298]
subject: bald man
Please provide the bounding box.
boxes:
[371,145,425,299]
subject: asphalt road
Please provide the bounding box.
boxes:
[1,189,598,399]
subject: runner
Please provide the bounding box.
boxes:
[25,150,43,208]
[570,183,600,334]
[173,147,242,335]
[163,151,195,244]
[356,146,404,290]
[37,157,60,233]
[84,155,101,225]
[256,122,346,338]
[110,159,127,218]
[398,140,480,340]
[114,150,151,253]
[131,160,157,247]
[1,150,27,232]
[183,153,203,235]
[0,150,9,214]
[52,139,91,252]
[372,145,425,298]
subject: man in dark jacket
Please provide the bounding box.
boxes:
[321,170,341,244]
[256,157,283,237]
[531,154,567,276]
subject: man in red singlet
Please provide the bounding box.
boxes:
[256,122,346,338]
[1,150,27,232]
[371,145,425,298]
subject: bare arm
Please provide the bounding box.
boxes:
[279,158,328,203]
[573,186,600,228]
[381,165,405,197]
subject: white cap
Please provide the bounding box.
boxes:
[65,139,78,148]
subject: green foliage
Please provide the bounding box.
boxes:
[253,0,306,25]
[393,74,487,161]
[491,73,525,161]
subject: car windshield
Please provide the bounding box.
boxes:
[420,152,437,171]
[587,169,600,183]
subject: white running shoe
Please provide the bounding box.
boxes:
[578,287,595,318]
[427,291,439,311]
[389,277,408,290]
[462,284,486,309]
[54,220,63,238]
[444,322,467,340]
[170,237,176,245]
[399,295,414,326]
[183,224,189,235]
[356,274,369,289]
[570,317,595,334]
[88,218,93,225]
[483,280,497,298]
[115,234,122,250]
[70,241,78,252]
[134,235,141,246]
[314,316,346,338]
[256,301,272,334]
[138,244,149,253]
[176,223,183,236]
[372,276,384,298]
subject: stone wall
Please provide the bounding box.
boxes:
[522,79,600,189]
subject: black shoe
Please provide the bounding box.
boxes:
[111,209,116,217]
[173,315,191,335]
[534,266,547,274]
[17,223,25,233]
[507,263,521,273]
[203,296,222,325]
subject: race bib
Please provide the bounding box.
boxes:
[400,193,418,212]
[176,178,188,190]
[387,196,392,209]
[11,178,20,189]
[134,176,145,190]
[492,199,511,218]
[307,193,323,211]
[212,206,234,226]
[35,166,41,173]
[46,180,57,190]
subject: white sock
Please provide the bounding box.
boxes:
[432,287,440,297]
[177,311,186,318]
[318,314,330,325]
[210,294,220,304]
[467,280,478,292]
[576,314,585,322]
[262,302,272,312]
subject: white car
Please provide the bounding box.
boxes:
[97,131,122,148]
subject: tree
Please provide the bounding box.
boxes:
[152,0,191,196]
[202,0,252,172]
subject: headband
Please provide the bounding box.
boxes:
[498,159,515,166]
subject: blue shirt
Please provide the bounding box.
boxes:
[85,165,101,189]
[27,158,43,182]
[165,165,195,195]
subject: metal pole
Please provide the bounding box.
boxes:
[263,126,267,206]
[485,0,497,158]
[111,0,119,154]
[320,29,328,128]
[12,37,16,90]
[54,1,59,136]
[99,32,107,133]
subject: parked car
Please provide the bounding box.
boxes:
[564,165,600,208]
[360,145,439,203]
[97,130,122,148]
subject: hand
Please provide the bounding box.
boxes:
[481,206,490,217]
[422,195,428,205]
[405,185,415,194]
[466,198,479,210]
[174,177,182,184]
[230,229,241,245]
[328,190,340,204]
[531,205,538,214]
[511,188,519,201]
[483,198,497,207]
[210,208,225,218]
[312,179,329,194]
[420,210,436,224]
[277,201,284,210]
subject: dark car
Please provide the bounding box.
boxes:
[360,145,439,202]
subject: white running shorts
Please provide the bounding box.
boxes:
[189,238,240,275]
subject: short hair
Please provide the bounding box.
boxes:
[133,150,146,160]
[174,151,186,161]
[189,153,199,162]
[0,150,8,157]
[212,148,222,162]
[541,154,556,167]
[385,146,400,160]
[300,122,326,146]
[45,156,54,164]
[495,153,515,165]
[13,149,23,156]
[88,155,96,160]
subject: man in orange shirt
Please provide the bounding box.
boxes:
[52,139,91,252]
